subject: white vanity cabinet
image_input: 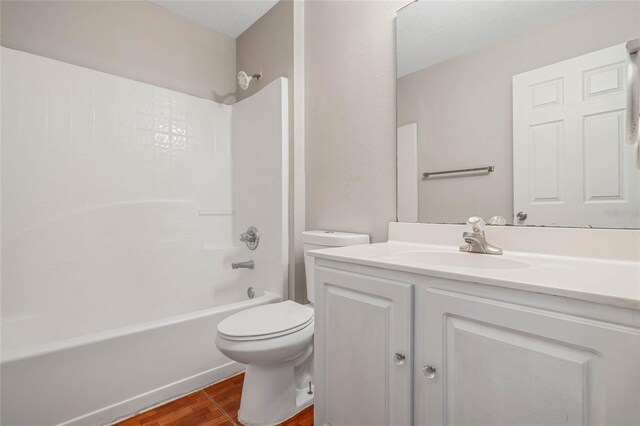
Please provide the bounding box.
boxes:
[313,258,640,426]
[419,285,640,426]
[314,264,414,426]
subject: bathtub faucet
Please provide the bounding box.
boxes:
[232,260,254,270]
[240,226,259,250]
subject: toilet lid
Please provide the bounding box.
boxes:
[217,301,314,341]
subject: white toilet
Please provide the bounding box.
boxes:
[215,230,369,425]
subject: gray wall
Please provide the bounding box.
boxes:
[398,1,640,224]
[305,1,407,243]
[236,1,293,103]
[0,0,236,103]
[236,1,305,302]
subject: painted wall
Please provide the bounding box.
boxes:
[236,1,293,103]
[397,1,640,224]
[235,0,306,302]
[305,1,407,243]
[0,0,236,103]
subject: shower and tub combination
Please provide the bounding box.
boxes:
[0,48,289,425]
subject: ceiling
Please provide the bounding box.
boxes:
[397,0,600,78]
[152,0,279,38]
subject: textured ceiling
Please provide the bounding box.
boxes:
[397,0,600,77]
[152,0,278,38]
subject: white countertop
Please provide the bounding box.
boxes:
[310,241,640,310]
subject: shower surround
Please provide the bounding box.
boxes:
[0,47,288,425]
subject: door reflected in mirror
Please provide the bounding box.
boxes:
[396,0,640,228]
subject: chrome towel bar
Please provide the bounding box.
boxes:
[198,210,235,216]
[422,165,494,179]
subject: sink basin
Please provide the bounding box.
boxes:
[390,250,529,270]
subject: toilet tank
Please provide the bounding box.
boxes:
[302,231,370,304]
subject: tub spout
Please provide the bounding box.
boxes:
[232,260,254,270]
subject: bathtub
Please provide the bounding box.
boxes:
[1,50,289,426]
[0,290,281,426]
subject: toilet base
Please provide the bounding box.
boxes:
[238,351,313,426]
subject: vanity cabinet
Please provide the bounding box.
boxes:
[314,265,414,426]
[313,259,640,426]
[420,287,640,426]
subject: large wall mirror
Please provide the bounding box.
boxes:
[396,1,640,229]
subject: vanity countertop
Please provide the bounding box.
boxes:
[310,241,640,310]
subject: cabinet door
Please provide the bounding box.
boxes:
[314,266,413,426]
[422,288,640,426]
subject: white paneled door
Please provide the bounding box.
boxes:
[513,43,640,228]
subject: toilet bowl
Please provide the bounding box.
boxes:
[215,230,369,426]
[216,301,314,425]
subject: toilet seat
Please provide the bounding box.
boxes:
[218,301,314,342]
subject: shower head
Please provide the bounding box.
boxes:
[238,71,262,90]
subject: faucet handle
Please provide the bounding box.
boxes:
[240,226,259,250]
[488,216,507,226]
[240,231,256,243]
[466,216,486,233]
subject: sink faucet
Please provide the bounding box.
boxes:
[232,260,254,269]
[459,217,503,255]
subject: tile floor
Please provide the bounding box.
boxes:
[114,373,313,426]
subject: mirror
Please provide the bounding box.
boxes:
[396,1,640,228]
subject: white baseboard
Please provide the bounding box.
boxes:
[59,361,245,426]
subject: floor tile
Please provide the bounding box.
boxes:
[114,373,313,426]
[114,391,232,426]
[203,373,245,423]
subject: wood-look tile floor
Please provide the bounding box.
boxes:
[114,373,313,426]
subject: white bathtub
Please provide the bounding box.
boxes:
[0,290,281,426]
[1,51,289,426]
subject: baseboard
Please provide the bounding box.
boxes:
[58,361,245,426]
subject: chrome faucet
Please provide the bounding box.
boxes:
[459,216,503,255]
[232,260,254,269]
[240,226,259,250]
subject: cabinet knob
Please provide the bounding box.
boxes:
[516,211,528,221]
[393,352,406,366]
[423,364,437,378]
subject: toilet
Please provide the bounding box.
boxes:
[215,230,370,425]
